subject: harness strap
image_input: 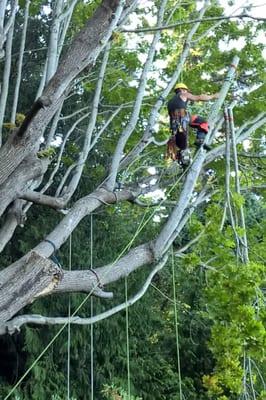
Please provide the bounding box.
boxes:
[90,269,103,289]
[43,239,62,267]
[170,108,187,118]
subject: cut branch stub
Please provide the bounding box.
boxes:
[0,251,63,324]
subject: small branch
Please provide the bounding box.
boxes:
[175,227,208,254]
[42,110,90,195]
[121,14,266,34]
[19,190,66,210]
[238,152,266,158]
[241,184,266,192]
[58,0,79,22]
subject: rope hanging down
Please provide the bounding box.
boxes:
[67,234,72,400]
[125,276,131,399]
[90,214,94,400]
[223,107,249,264]
[171,248,183,399]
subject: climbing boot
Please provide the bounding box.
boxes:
[194,138,211,151]
[180,149,192,166]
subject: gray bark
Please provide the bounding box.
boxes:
[46,0,64,83]
[0,0,18,60]
[0,251,63,323]
[0,155,49,216]
[0,18,14,145]
[224,107,241,257]
[10,0,30,124]
[0,200,26,252]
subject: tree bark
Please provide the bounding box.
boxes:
[0,155,49,217]
[0,251,63,323]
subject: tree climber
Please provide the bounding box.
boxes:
[166,83,219,166]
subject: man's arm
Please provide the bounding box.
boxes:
[186,92,219,102]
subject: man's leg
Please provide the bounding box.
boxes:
[175,131,191,166]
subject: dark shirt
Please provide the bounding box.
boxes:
[167,93,188,114]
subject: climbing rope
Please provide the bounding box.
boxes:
[171,248,183,399]
[179,1,183,83]
[90,214,94,400]
[125,276,131,399]
[67,234,72,400]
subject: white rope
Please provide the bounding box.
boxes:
[172,248,183,399]
[67,233,72,399]
[125,275,131,398]
[90,214,94,400]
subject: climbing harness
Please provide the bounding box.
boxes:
[166,110,210,167]
[170,109,190,135]
[166,109,191,168]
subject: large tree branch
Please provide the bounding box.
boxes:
[0,240,154,324]
[0,255,167,335]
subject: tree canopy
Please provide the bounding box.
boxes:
[0,0,265,399]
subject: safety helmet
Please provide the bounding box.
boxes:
[174,83,189,91]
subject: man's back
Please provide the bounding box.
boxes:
[167,93,188,114]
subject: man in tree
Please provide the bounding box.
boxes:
[166,83,219,166]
